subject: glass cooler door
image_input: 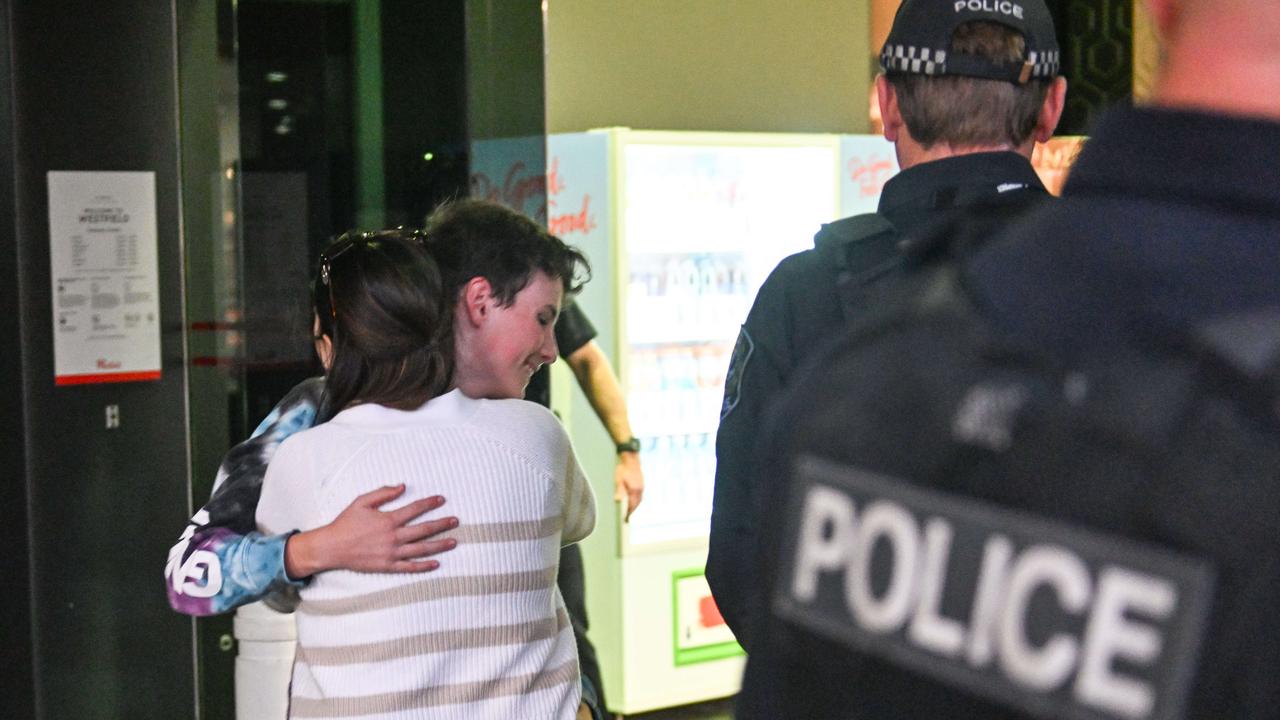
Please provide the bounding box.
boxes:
[618,134,840,547]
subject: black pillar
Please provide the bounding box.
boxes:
[2,0,197,717]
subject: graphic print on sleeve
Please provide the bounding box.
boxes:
[165,378,326,616]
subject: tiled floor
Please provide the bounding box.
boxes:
[623,696,735,720]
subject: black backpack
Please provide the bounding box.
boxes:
[750,271,1280,720]
[814,213,901,324]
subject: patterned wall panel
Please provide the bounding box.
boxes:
[1046,0,1133,134]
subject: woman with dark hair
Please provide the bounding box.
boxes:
[256,229,594,719]
[308,229,454,421]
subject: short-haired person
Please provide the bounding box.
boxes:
[256,230,594,718]
[425,200,640,718]
[707,0,1067,650]
[737,0,1280,718]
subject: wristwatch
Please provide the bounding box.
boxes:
[615,437,641,455]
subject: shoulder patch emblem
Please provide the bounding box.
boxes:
[721,327,755,420]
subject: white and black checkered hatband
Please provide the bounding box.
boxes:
[880,43,1060,80]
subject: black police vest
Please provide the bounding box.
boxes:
[758,279,1280,719]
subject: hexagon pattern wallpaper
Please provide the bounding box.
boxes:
[1047,0,1134,134]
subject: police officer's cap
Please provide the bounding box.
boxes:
[881,0,1061,84]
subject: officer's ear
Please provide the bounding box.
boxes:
[875,74,904,143]
[1032,76,1069,143]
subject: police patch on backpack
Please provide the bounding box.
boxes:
[720,327,754,420]
[774,455,1214,720]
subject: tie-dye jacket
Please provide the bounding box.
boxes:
[165,377,325,616]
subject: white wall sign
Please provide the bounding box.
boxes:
[48,171,162,385]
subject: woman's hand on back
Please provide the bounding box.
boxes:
[283,485,459,579]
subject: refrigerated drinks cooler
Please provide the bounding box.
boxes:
[546,129,895,714]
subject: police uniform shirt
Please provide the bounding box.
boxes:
[967,105,1280,362]
[709,151,1049,649]
[525,298,597,409]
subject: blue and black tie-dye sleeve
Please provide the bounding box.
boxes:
[165,377,327,616]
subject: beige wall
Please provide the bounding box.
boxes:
[546,0,874,134]
[871,0,901,56]
[1132,0,1161,103]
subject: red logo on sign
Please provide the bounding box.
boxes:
[699,595,727,629]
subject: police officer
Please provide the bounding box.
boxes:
[958,1,1280,712]
[739,0,1280,718]
[707,0,1067,650]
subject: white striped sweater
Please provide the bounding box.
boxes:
[256,389,596,719]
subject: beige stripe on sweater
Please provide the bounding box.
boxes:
[439,516,563,544]
[298,566,559,616]
[297,608,570,666]
[290,658,580,717]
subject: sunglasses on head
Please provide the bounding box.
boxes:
[318,227,428,322]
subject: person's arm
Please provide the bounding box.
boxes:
[165,378,324,616]
[165,378,458,616]
[559,425,598,546]
[565,340,644,520]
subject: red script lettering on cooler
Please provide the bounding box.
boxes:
[549,194,597,237]
[469,161,548,222]
[849,156,894,198]
[546,156,597,237]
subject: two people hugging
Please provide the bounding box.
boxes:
[193,199,600,719]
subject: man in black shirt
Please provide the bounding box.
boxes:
[708,0,1067,650]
